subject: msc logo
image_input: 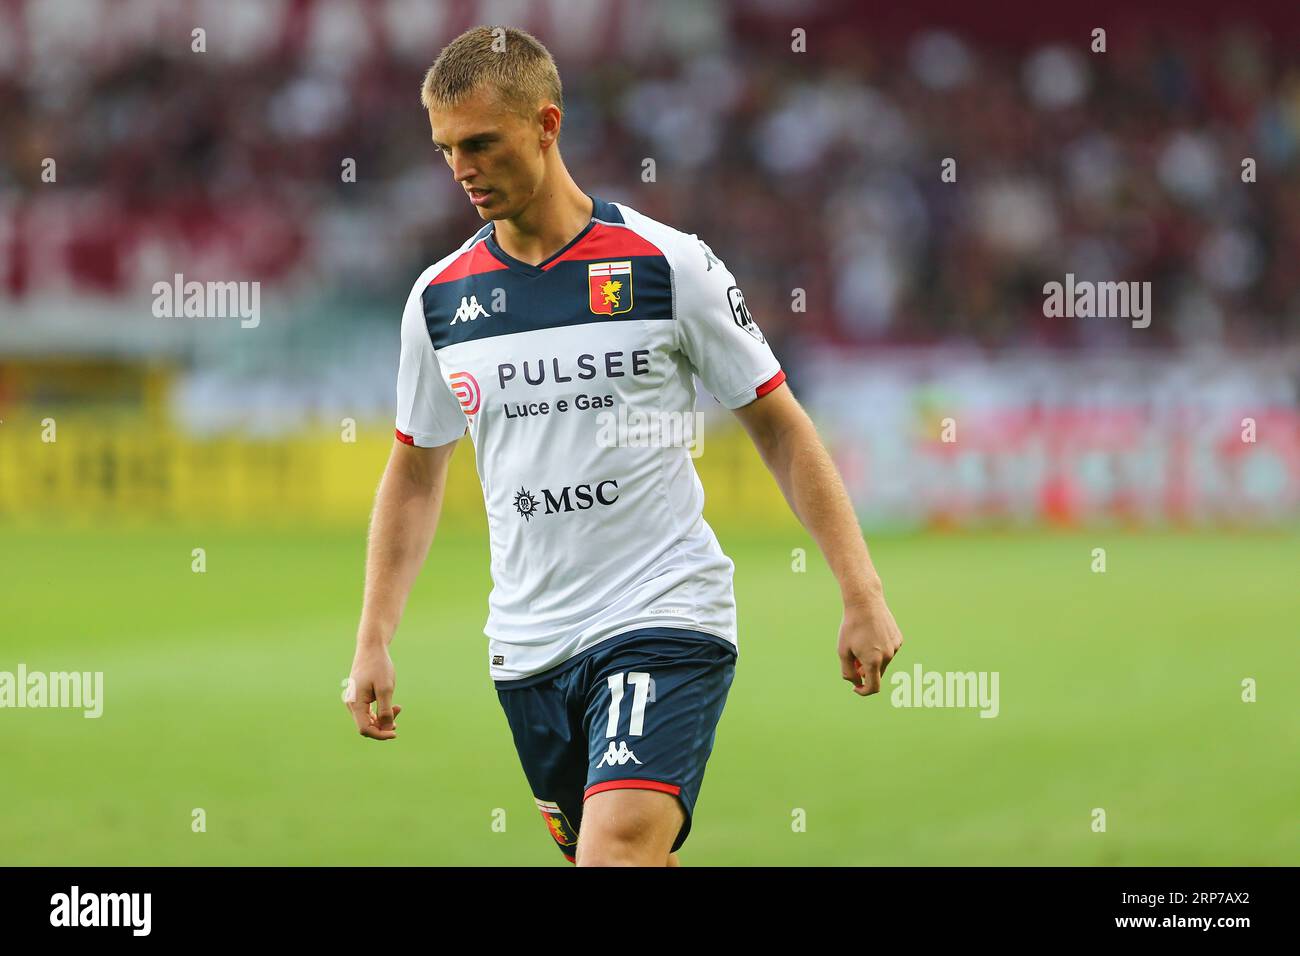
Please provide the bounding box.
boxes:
[513,487,540,521]
[727,285,765,344]
[595,741,643,768]
[512,480,620,521]
[448,370,481,415]
[588,261,633,316]
[450,295,489,325]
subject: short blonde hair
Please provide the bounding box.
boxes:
[420,26,563,119]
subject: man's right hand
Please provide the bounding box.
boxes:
[346,642,400,740]
[344,437,456,742]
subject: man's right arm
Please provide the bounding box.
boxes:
[346,436,458,740]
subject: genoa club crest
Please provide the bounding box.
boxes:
[534,798,577,847]
[588,260,633,316]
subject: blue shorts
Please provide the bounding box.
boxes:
[495,626,738,861]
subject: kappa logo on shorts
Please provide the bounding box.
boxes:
[534,798,577,847]
[595,740,643,768]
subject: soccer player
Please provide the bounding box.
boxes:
[345,26,904,867]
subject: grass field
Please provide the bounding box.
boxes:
[1,525,1296,866]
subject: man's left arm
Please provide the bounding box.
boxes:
[732,383,904,696]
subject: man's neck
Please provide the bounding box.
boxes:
[493,171,593,267]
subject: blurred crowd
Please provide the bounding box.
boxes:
[2,0,1298,355]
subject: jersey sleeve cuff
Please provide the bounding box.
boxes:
[720,367,785,409]
[395,424,464,447]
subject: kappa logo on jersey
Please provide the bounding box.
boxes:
[513,480,620,521]
[726,285,765,344]
[595,740,643,768]
[450,295,490,325]
[698,239,720,271]
[448,370,481,415]
[534,798,577,847]
[588,261,633,316]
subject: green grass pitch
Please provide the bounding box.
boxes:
[1,526,1296,865]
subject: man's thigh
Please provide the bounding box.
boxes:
[575,788,684,866]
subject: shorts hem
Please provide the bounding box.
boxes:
[583,778,683,801]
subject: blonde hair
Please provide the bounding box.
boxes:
[420,26,563,119]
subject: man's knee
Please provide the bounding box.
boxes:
[575,834,662,866]
[576,813,668,866]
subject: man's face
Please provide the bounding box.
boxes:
[428,85,545,221]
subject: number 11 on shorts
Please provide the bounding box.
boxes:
[605,671,651,738]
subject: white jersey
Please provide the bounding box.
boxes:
[395,196,784,681]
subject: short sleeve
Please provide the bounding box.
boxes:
[395,280,467,447]
[673,237,785,409]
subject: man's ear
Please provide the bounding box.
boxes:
[538,103,561,148]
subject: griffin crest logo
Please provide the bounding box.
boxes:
[588,261,633,315]
[600,279,623,309]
